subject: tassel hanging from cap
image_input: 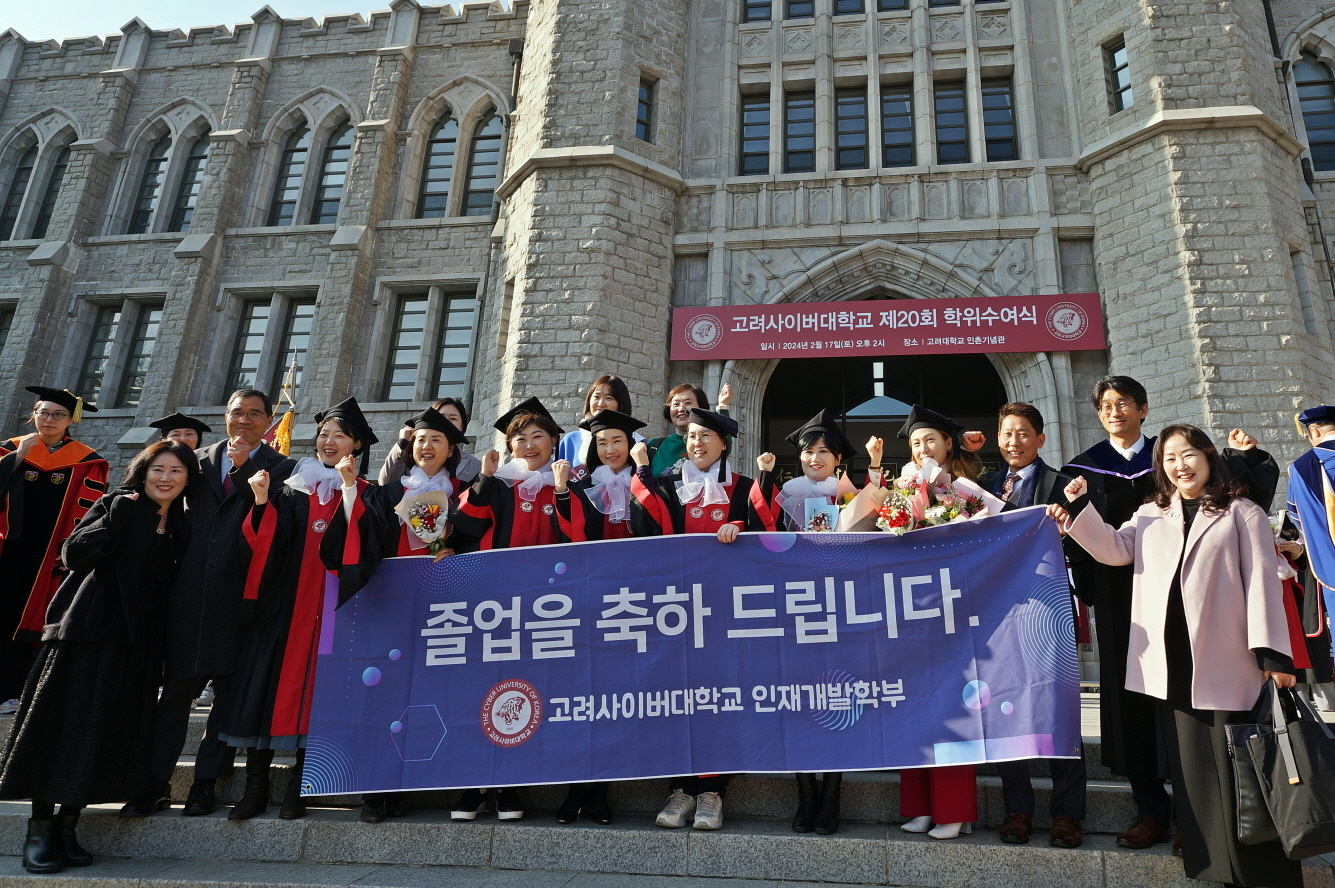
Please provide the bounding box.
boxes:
[72,396,83,424]
[1295,412,1307,439]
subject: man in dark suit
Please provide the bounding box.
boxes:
[981,402,1086,849]
[121,389,297,817]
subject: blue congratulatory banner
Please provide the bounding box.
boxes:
[304,506,1081,794]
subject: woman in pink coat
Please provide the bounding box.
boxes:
[1048,424,1300,888]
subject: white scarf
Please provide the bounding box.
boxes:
[493,457,555,502]
[285,457,345,505]
[587,465,633,522]
[779,474,843,525]
[401,465,454,495]
[676,459,732,507]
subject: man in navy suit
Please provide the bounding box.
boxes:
[981,402,1086,848]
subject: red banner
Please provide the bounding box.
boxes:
[670,293,1105,361]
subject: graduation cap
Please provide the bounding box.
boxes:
[26,386,96,423]
[897,404,964,441]
[785,409,856,459]
[493,396,564,435]
[314,397,380,475]
[687,408,737,480]
[149,412,211,438]
[1297,405,1335,427]
[580,410,647,471]
[404,407,467,448]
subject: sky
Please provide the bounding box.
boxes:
[3,1,384,43]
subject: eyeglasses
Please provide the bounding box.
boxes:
[226,409,268,421]
[33,411,70,421]
[1097,399,1138,416]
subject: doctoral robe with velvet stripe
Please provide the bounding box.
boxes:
[629,465,777,536]
[452,474,564,551]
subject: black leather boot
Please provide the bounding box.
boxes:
[814,771,843,835]
[792,773,818,833]
[228,751,273,821]
[182,779,217,816]
[280,749,307,820]
[556,783,586,823]
[23,819,62,874]
[583,782,612,824]
[55,812,92,867]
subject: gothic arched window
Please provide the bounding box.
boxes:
[462,110,503,217]
[127,134,171,234]
[310,121,353,225]
[168,133,210,233]
[31,145,71,240]
[417,112,458,218]
[268,124,310,226]
[1297,53,1335,171]
[0,144,37,241]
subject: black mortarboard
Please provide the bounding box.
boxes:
[785,409,856,459]
[315,397,380,475]
[26,386,96,422]
[1298,405,1335,426]
[404,407,467,447]
[493,396,564,435]
[897,404,963,441]
[687,408,737,480]
[149,412,211,437]
[579,409,647,437]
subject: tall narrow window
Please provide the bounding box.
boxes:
[636,78,657,143]
[787,0,814,18]
[128,135,171,234]
[417,113,458,218]
[434,294,477,398]
[168,133,210,233]
[0,305,15,353]
[982,78,1017,161]
[31,146,70,240]
[272,297,316,395]
[934,83,969,164]
[1297,54,1335,171]
[784,91,816,173]
[1106,39,1133,113]
[834,0,864,13]
[878,0,908,8]
[743,0,772,22]
[310,122,353,225]
[76,305,121,407]
[463,111,503,217]
[267,126,310,226]
[740,93,771,175]
[835,88,868,170]
[882,86,915,166]
[116,303,163,407]
[226,301,272,392]
[383,294,429,400]
[0,145,36,241]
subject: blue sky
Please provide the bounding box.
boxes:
[4,2,380,43]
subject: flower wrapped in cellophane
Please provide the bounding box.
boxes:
[394,490,454,555]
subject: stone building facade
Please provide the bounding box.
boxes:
[0,0,1333,478]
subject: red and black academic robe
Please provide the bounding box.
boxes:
[554,475,633,542]
[221,480,385,746]
[452,474,565,550]
[629,465,777,536]
[0,437,108,641]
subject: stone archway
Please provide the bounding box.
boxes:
[721,239,1077,464]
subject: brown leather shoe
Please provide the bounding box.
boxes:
[999,812,1031,844]
[1049,815,1082,848]
[1172,831,1182,857]
[1116,815,1170,849]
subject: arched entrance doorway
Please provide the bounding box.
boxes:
[761,354,1007,481]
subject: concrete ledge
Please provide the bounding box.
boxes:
[173,233,221,262]
[497,145,686,200]
[1076,105,1305,172]
[25,240,75,269]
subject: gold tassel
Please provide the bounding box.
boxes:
[274,408,294,457]
[1295,412,1307,439]
[71,394,83,424]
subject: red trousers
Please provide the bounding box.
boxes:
[899,765,977,823]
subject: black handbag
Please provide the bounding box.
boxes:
[1225,686,1279,845]
[1245,681,1335,859]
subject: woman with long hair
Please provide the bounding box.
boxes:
[0,441,195,874]
[1050,424,1301,887]
[556,376,642,477]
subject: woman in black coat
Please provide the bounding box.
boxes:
[0,440,196,874]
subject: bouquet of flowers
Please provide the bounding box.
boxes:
[871,458,991,535]
[394,490,453,555]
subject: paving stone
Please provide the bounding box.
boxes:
[686,818,889,884]
[883,830,1106,888]
[302,815,491,868]
[489,815,689,876]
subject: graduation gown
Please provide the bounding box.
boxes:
[630,464,777,536]
[452,474,564,550]
[370,472,466,558]
[221,478,385,747]
[555,470,634,542]
[0,436,108,641]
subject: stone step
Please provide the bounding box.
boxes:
[1,805,1331,888]
[171,759,1142,835]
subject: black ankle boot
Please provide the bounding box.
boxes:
[119,780,172,818]
[55,812,92,867]
[280,750,306,820]
[814,772,843,835]
[583,782,612,824]
[556,784,586,824]
[23,819,62,874]
[792,773,818,833]
[183,779,217,816]
[228,753,272,821]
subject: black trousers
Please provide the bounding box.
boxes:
[150,675,234,784]
[996,750,1087,819]
[1159,699,1302,888]
[1117,685,1172,824]
[0,640,37,702]
[670,775,731,795]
